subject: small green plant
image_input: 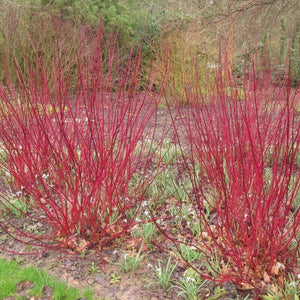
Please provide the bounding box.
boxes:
[204,255,230,278]
[135,138,156,157]
[207,285,251,300]
[134,222,158,243]
[50,262,57,269]
[294,191,300,211]
[25,244,33,252]
[109,273,121,285]
[0,234,8,241]
[175,268,207,300]
[80,249,87,258]
[180,203,202,236]
[262,274,300,300]
[141,222,157,243]
[207,286,227,299]
[174,244,203,263]
[160,139,183,165]
[145,167,188,201]
[290,174,300,211]
[2,194,29,218]
[88,262,98,274]
[121,250,143,273]
[151,256,177,292]
[136,138,183,165]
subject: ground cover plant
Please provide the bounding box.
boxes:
[0,256,94,299]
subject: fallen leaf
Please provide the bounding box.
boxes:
[259,280,266,289]
[106,224,123,236]
[167,197,179,205]
[269,284,277,293]
[271,264,279,276]
[170,251,187,269]
[77,238,89,251]
[255,265,263,274]
[67,239,77,250]
[242,265,250,276]
[42,286,53,298]
[124,237,143,251]
[221,265,230,276]
[271,261,285,277]
[201,231,210,241]
[276,275,284,287]
[263,271,270,283]
[239,282,254,290]
[15,280,34,292]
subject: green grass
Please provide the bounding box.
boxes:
[0,256,94,299]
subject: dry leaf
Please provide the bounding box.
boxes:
[269,284,277,293]
[177,259,187,269]
[255,265,263,274]
[67,239,77,250]
[170,251,187,269]
[271,264,279,276]
[124,237,142,250]
[239,282,254,290]
[201,231,210,241]
[263,271,270,283]
[259,280,266,289]
[77,238,89,251]
[243,265,250,276]
[167,197,179,205]
[42,286,53,298]
[16,280,34,292]
[276,275,284,287]
[106,224,123,236]
[221,265,230,276]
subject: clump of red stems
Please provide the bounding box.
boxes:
[170,54,300,288]
[0,26,165,256]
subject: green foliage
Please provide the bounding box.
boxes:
[263,274,300,300]
[207,286,227,299]
[290,23,300,86]
[2,195,29,218]
[121,250,143,273]
[180,203,202,236]
[152,256,177,292]
[88,262,98,274]
[38,0,158,49]
[160,139,183,165]
[109,272,121,284]
[134,222,158,243]
[175,244,203,263]
[0,256,94,299]
[175,268,207,300]
[145,167,190,202]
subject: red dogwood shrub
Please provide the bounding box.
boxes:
[0,27,165,256]
[170,57,300,288]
